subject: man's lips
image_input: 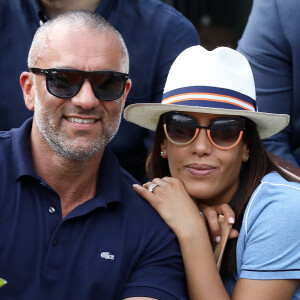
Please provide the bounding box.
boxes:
[66,116,99,124]
[186,163,216,176]
[63,116,101,131]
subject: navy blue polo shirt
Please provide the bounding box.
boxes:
[0,0,200,181]
[0,119,188,300]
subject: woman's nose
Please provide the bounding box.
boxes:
[190,128,213,156]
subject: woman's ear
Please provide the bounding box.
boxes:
[20,72,35,111]
[242,144,250,163]
[160,140,168,159]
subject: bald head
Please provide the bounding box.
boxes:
[27,9,129,73]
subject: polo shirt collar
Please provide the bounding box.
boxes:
[12,118,123,208]
[12,118,37,179]
[96,145,123,204]
[70,147,123,217]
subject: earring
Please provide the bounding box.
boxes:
[160,151,165,158]
[244,155,250,162]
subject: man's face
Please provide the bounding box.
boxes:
[29,24,130,160]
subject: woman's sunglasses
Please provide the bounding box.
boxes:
[29,68,129,101]
[162,112,246,150]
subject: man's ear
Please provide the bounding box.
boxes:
[20,71,35,111]
[121,78,132,108]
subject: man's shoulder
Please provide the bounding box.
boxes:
[119,168,151,207]
[118,168,169,224]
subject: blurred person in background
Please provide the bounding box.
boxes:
[237,0,300,167]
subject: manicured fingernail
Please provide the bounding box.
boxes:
[133,184,140,188]
[215,236,221,243]
[229,217,235,224]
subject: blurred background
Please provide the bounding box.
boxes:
[162,0,253,50]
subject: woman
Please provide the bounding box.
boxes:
[124,46,300,299]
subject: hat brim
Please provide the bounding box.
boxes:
[124,103,289,140]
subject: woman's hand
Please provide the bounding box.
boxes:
[133,177,205,239]
[133,177,238,243]
[200,204,239,243]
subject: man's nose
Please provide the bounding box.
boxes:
[71,79,99,110]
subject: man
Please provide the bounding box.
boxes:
[0,10,187,299]
[0,0,200,181]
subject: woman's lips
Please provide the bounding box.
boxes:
[186,163,216,176]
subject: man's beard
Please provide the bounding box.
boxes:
[33,83,122,161]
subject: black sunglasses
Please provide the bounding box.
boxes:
[29,68,129,101]
[162,112,246,149]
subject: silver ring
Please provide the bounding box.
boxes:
[148,183,159,193]
[199,211,204,216]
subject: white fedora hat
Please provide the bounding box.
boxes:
[124,46,289,139]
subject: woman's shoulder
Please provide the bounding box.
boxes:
[257,171,300,196]
[243,171,300,232]
[242,172,300,231]
[237,172,300,282]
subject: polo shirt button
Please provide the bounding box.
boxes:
[53,239,57,246]
[49,207,56,214]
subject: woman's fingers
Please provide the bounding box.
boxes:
[217,204,235,225]
[202,206,222,243]
[134,178,205,237]
[201,204,237,243]
[135,179,239,243]
[228,228,239,239]
[133,182,157,204]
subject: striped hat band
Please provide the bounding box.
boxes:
[162,86,256,112]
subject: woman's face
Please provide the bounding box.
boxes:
[161,112,249,205]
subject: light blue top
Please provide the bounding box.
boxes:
[223,172,300,298]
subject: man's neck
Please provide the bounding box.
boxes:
[39,0,102,18]
[30,125,104,218]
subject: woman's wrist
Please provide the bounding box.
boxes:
[175,213,208,242]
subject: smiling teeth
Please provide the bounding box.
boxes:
[67,117,96,124]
